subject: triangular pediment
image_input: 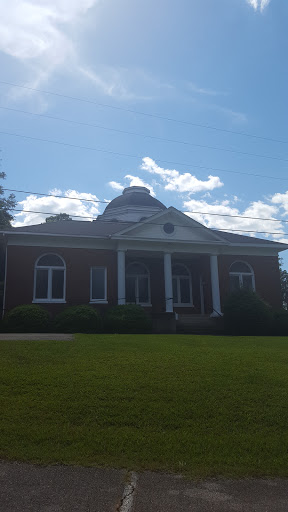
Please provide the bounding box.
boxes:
[111,207,228,244]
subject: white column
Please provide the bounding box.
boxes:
[210,254,222,317]
[117,250,126,305]
[164,252,173,313]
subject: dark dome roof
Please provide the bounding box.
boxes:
[105,186,166,212]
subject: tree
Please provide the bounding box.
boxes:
[0,172,16,312]
[0,172,16,228]
[279,258,288,310]
[45,213,72,223]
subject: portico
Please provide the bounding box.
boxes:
[116,248,222,317]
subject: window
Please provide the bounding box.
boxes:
[229,261,255,292]
[90,267,107,302]
[172,264,192,306]
[34,254,65,302]
[163,222,174,234]
[126,262,150,305]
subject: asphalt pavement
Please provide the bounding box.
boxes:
[0,462,288,511]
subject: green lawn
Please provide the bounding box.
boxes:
[1,334,288,478]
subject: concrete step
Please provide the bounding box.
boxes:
[176,314,224,334]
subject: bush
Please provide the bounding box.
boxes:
[223,289,272,335]
[104,304,152,333]
[2,304,50,332]
[53,305,103,333]
[272,309,288,335]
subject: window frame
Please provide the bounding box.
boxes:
[172,263,193,307]
[33,253,66,303]
[90,266,108,303]
[229,260,255,292]
[125,262,151,306]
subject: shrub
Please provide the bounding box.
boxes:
[54,305,103,333]
[3,304,50,332]
[104,304,152,333]
[272,309,288,335]
[223,289,272,335]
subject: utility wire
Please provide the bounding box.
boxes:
[3,188,110,204]
[1,129,288,182]
[6,208,288,237]
[1,105,287,162]
[3,186,288,225]
[0,80,286,144]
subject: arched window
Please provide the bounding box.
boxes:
[34,254,66,302]
[229,261,255,292]
[126,262,150,305]
[172,264,192,306]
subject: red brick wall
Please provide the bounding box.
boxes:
[125,256,165,314]
[4,245,117,315]
[4,246,282,316]
[218,255,282,309]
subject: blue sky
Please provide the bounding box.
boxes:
[0,0,288,265]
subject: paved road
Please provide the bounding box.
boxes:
[0,462,124,511]
[0,334,74,341]
[0,462,288,511]
[134,471,288,512]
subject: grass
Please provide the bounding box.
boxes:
[0,334,288,478]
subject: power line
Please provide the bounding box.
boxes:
[12,208,95,220]
[7,208,288,238]
[1,105,287,162]
[0,79,286,144]
[1,129,288,182]
[3,188,110,204]
[4,186,288,225]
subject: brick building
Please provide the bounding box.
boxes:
[1,186,287,329]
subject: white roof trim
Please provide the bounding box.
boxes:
[111,206,229,243]
[1,226,287,251]
[0,230,109,240]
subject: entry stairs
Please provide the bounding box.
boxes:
[176,314,223,335]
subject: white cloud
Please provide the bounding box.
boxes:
[124,175,156,196]
[79,66,174,101]
[271,192,288,216]
[246,0,271,11]
[0,0,98,101]
[108,174,156,196]
[183,198,284,239]
[12,188,100,227]
[186,83,224,96]
[247,0,258,9]
[0,1,175,105]
[141,157,223,194]
[109,181,124,192]
[208,104,247,123]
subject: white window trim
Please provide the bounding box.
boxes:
[33,253,66,303]
[126,262,151,306]
[90,266,108,303]
[172,264,193,307]
[229,260,255,291]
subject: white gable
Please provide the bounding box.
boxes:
[112,207,227,244]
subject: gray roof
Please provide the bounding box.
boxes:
[4,220,287,248]
[8,220,134,237]
[104,190,166,212]
[213,229,284,246]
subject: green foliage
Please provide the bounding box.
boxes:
[223,289,272,335]
[272,309,288,335]
[45,213,72,223]
[0,172,16,228]
[54,305,102,333]
[279,258,288,310]
[2,304,50,333]
[104,304,152,333]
